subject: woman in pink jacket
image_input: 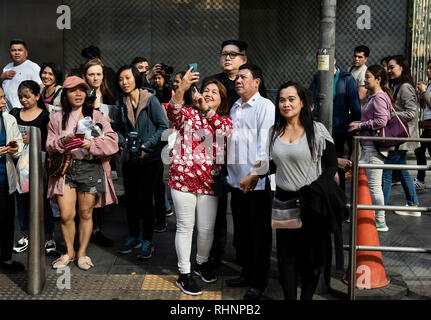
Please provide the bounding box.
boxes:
[46,76,118,270]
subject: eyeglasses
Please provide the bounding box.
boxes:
[220,51,245,59]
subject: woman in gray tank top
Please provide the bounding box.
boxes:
[269,81,338,300]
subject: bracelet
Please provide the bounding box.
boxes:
[202,107,212,116]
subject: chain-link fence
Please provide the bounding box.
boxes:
[64,0,409,101]
[63,0,240,86]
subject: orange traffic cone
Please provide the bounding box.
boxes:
[344,168,390,289]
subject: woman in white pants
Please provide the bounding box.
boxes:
[167,67,232,295]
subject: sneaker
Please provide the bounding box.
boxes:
[154,221,167,233]
[194,262,217,283]
[118,237,142,254]
[394,204,421,217]
[91,231,114,247]
[0,261,25,272]
[13,236,29,253]
[414,179,426,191]
[137,240,154,259]
[45,239,56,254]
[111,170,118,180]
[176,273,202,295]
[392,181,401,186]
[165,208,174,217]
[376,221,389,232]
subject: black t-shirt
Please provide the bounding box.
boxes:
[9,108,50,151]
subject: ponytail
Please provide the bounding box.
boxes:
[382,84,395,104]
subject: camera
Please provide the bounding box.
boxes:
[123,131,142,163]
[160,64,174,75]
[86,89,97,105]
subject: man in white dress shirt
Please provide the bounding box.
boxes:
[0,39,42,112]
[226,63,275,300]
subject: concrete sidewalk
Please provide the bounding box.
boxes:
[1,162,431,300]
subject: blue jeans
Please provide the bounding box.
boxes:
[382,150,419,206]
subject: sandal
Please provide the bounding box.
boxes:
[52,254,75,269]
[77,256,94,271]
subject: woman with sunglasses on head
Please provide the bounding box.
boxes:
[46,76,118,271]
[382,55,421,226]
[0,87,24,272]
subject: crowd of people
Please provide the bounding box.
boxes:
[0,38,429,301]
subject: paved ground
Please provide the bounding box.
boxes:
[1,156,431,300]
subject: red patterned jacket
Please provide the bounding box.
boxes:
[167,99,232,195]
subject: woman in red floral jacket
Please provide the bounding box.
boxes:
[167,67,232,296]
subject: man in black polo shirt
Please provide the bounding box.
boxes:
[201,40,266,270]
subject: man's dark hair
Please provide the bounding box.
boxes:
[10,39,27,49]
[354,45,370,57]
[238,63,263,81]
[131,57,148,65]
[221,40,248,53]
[40,62,63,86]
[81,45,101,59]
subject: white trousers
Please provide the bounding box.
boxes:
[170,188,219,274]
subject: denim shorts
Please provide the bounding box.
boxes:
[65,159,105,194]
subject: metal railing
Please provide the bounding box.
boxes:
[348,135,431,300]
[27,127,45,295]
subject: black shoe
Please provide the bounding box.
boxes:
[176,273,202,295]
[0,261,25,272]
[225,276,250,287]
[243,288,262,300]
[91,231,114,247]
[165,208,173,217]
[154,221,167,233]
[193,262,217,283]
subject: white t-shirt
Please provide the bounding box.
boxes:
[2,59,42,111]
[350,64,367,107]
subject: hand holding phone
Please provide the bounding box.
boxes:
[187,63,198,73]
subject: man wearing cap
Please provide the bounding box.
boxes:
[0,39,42,111]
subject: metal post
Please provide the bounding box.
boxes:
[27,127,45,295]
[348,136,359,300]
[317,0,337,134]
